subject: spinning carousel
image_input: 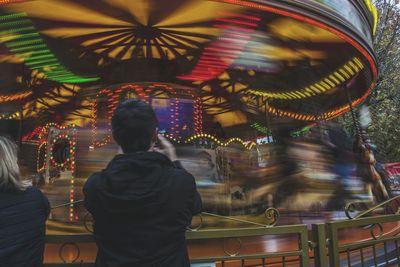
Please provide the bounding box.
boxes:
[0,0,378,222]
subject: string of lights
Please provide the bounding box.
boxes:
[0,91,32,103]
[0,13,99,84]
[178,13,261,81]
[266,84,373,121]
[22,125,43,141]
[291,125,313,137]
[0,111,20,120]
[247,57,365,100]
[247,142,257,149]
[91,89,115,148]
[91,85,150,148]
[47,128,77,222]
[0,0,26,5]
[69,129,77,222]
[91,84,203,148]
[251,122,314,139]
[216,0,378,122]
[33,123,77,220]
[147,84,181,140]
[49,134,73,169]
[217,0,378,83]
[250,122,271,135]
[184,133,256,150]
[194,97,203,134]
[38,122,76,140]
[36,141,46,173]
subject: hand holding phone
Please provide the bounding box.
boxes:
[153,134,178,161]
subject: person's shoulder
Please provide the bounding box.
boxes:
[168,165,196,188]
[20,186,49,214]
[24,186,46,198]
[85,172,101,185]
[83,172,102,192]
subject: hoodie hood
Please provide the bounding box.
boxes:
[93,151,173,214]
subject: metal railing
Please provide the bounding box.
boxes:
[44,196,400,267]
[45,225,310,267]
[45,234,94,267]
[345,195,400,220]
[326,214,400,267]
[186,224,310,266]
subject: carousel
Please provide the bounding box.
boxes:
[2,1,394,265]
[0,0,379,218]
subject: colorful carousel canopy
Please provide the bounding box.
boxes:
[0,0,378,135]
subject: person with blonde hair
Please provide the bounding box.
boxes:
[0,136,50,266]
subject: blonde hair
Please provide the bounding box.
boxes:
[0,136,26,191]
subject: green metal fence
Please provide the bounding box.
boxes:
[44,198,400,267]
[326,214,400,267]
[186,224,310,266]
[45,234,94,267]
[44,224,310,267]
[311,214,400,267]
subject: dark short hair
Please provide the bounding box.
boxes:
[111,99,158,153]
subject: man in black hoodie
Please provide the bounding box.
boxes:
[83,99,202,267]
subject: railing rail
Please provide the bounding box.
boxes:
[187,224,310,266]
[45,200,400,267]
[345,195,400,219]
[45,225,310,267]
[326,213,400,267]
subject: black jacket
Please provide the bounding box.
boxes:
[0,186,50,267]
[83,152,202,267]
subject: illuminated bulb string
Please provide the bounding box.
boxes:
[38,122,76,140]
[36,142,46,173]
[251,122,312,138]
[247,57,364,100]
[194,97,203,134]
[266,88,373,121]
[91,84,203,148]
[0,91,32,103]
[217,0,378,121]
[183,133,256,150]
[0,0,26,4]
[91,89,115,148]
[91,85,150,148]
[150,83,203,136]
[49,134,73,169]
[35,123,76,172]
[178,13,261,81]
[70,128,77,221]
[40,124,77,221]
[0,111,20,120]
[218,0,377,77]
[48,131,77,222]
[0,13,99,84]
[250,122,271,135]
[35,122,77,221]
[147,84,182,141]
[22,126,43,141]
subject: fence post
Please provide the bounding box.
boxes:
[300,225,310,267]
[312,223,328,267]
[326,222,340,267]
